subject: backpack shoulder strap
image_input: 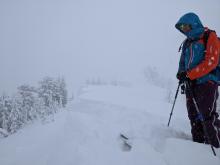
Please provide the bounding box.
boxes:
[178,29,216,53]
[178,38,189,52]
[203,28,216,50]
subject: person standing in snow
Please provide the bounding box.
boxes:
[175,12,220,148]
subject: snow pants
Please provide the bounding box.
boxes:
[185,81,220,148]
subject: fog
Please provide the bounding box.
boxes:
[0,0,220,94]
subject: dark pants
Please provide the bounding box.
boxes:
[185,81,220,148]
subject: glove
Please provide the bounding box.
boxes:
[176,71,189,82]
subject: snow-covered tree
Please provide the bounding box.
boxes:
[57,77,68,107]
[38,77,57,108]
[0,76,68,136]
[0,95,22,133]
[17,85,38,121]
[0,95,8,131]
[7,96,23,133]
[38,77,68,108]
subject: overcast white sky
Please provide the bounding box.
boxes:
[0,0,220,94]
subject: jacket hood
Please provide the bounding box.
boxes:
[175,12,204,39]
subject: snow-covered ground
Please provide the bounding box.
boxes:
[0,83,220,165]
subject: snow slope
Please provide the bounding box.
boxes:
[0,83,220,165]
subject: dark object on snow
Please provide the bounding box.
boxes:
[119,134,132,151]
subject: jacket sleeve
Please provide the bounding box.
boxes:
[187,32,220,80]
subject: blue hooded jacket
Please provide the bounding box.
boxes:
[176,12,204,39]
[175,13,218,84]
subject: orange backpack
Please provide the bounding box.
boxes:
[202,29,220,50]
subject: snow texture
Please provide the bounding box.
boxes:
[0,83,219,165]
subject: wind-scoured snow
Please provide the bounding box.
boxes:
[0,83,220,165]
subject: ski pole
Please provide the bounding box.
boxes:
[185,80,216,156]
[167,81,181,127]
